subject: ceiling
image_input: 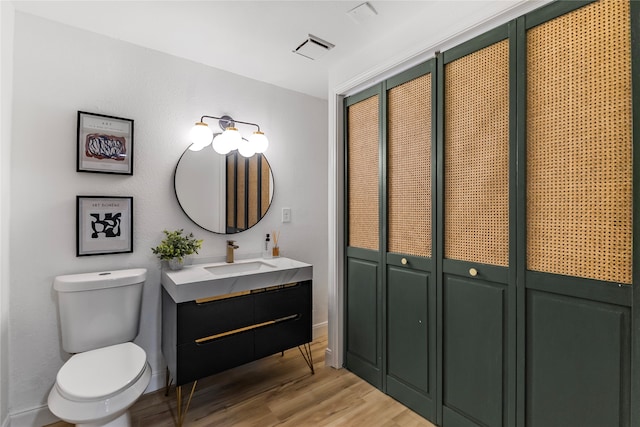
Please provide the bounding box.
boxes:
[11,1,541,100]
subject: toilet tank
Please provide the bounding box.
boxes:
[53,268,147,353]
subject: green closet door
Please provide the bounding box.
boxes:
[523,1,633,425]
[345,87,383,388]
[439,26,516,427]
[385,63,437,422]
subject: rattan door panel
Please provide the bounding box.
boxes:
[388,72,432,258]
[444,39,510,267]
[526,0,632,285]
[348,95,380,251]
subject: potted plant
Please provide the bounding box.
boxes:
[151,229,203,270]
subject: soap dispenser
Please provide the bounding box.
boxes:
[263,234,272,259]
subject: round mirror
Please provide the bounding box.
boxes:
[174,144,274,234]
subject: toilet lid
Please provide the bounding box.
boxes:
[57,342,146,400]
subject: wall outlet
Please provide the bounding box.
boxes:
[282,207,291,223]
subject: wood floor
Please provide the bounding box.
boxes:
[46,335,436,427]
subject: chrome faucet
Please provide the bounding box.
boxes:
[226,240,239,263]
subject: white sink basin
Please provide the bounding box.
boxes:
[205,260,277,276]
[161,257,313,303]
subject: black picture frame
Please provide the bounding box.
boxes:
[76,196,133,256]
[77,111,134,175]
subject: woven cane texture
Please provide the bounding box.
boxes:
[526,0,632,284]
[348,95,380,250]
[226,156,235,227]
[236,158,246,229]
[261,156,270,216]
[388,73,432,257]
[248,156,258,228]
[444,40,510,267]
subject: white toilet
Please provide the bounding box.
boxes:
[48,268,151,427]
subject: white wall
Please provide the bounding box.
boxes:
[1,2,15,426]
[9,12,327,424]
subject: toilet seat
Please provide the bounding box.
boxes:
[57,342,146,401]
[48,343,151,426]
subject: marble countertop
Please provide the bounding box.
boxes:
[161,256,313,303]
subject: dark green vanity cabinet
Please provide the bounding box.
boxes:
[162,280,312,386]
[344,1,639,426]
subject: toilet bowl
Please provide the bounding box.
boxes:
[48,269,149,427]
[48,342,151,427]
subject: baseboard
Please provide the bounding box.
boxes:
[145,368,166,394]
[312,321,328,340]
[325,347,335,367]
[8,404,57,427]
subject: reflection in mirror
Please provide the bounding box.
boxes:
[174,145,274,234]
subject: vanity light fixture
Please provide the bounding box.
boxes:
[189,115,269,157]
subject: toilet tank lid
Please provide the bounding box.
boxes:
[54,268,147,292]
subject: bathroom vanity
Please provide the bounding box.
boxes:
[161,257,313,388]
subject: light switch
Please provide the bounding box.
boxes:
[282,207,291,223]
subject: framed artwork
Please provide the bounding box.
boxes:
[77,111,134,175]
[76,196,133,256]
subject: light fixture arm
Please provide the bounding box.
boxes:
[199,115,261,132]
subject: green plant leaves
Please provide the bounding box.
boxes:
[151,229,203,261]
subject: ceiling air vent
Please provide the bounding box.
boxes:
[346,2,378,24]
[293,34,335,60]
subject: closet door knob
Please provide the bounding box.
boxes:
[469,268,478,277]
[401,258,408,265]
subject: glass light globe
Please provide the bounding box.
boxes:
[212,133,232,155]
[249,131,269,153]
[238,139,256,158]
[189,141,208,152]
[222,127,241,150]
[189,122,213,148]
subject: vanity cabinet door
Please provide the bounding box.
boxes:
[176,330,254,385]
[254,281,312,358]
[254,317,311,360]
[254,281,311,322]
[177,295,254,344]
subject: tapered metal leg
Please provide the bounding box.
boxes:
[176,381,197,427]
[298,342,314,374]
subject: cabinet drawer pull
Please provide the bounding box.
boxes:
[401,258,408,265]
[194,314,300,344]
[196,290,251,304]
[469,267,478,277]
[195,321,274,344]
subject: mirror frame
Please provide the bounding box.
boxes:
[173,144,274,234]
